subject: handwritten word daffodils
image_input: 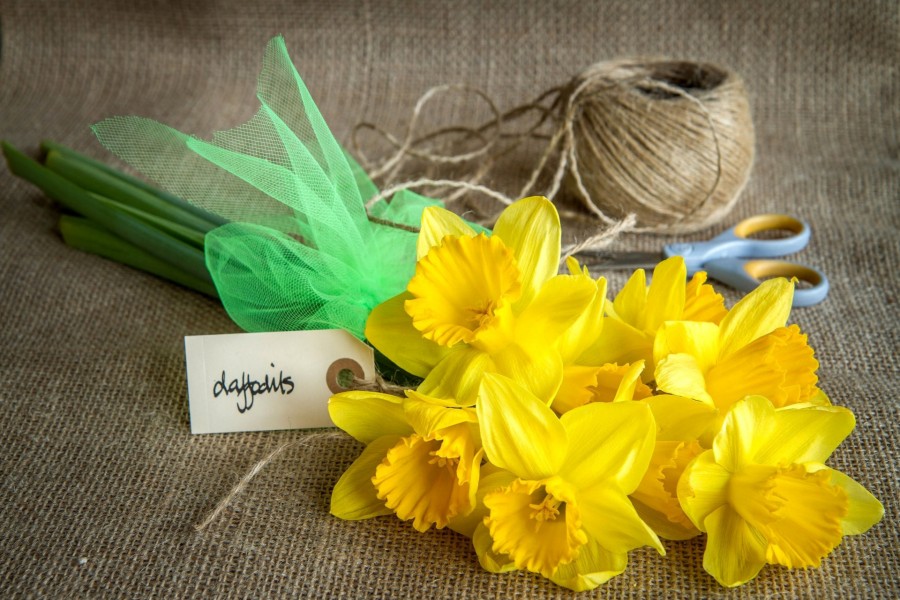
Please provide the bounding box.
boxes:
[329,197,882,591]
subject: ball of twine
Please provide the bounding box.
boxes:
[356,58,755,244]
[558,59,755,233]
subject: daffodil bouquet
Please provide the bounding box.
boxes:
[5,36,883,592]
[330,196,884,590]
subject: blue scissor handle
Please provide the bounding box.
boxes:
[704,258,830,307]
[663,214,811,274]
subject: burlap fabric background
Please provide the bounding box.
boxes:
[1,1,897,597]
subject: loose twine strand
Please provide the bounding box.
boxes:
[356,83,632,256]
[194,373,412,531]
[194,372,413,531]
[349,374,411,396]
[195,432,346,531]
[358,59,754,244]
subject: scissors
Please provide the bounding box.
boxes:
[577,214,829,307]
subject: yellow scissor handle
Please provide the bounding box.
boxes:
[705,258,830,307]
[732,214,806,238]
[742,259,824,283]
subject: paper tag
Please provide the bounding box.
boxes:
[184,329,375,434]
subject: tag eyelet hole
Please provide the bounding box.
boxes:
[326,358,364,394]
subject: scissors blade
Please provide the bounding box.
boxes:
[574,250,664,270]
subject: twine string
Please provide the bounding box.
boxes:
[559,213,638,263]
[362,84,504,182]
[364,178,514,213]
[348,374,412,396]
[355,59,754,239]
[625,75,725,231]
[195,432,344,531]
[358,78,630,239]
[194,369,417,533]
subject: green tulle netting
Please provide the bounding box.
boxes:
[92,36,445,339]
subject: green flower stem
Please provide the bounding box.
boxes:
[44,148,219,235]
[3,141,212,283]
[40,139,228,227]
[89,191,205,249]
[59,215,219,298]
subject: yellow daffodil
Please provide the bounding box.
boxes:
[629,394,717,540]
[471,373,663,591]
[653,277,824,414]
[678,396,883,587]
[583,256,726,378]
[329,390,483,531]
[366,196,598,404]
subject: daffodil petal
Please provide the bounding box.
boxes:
[548,540,628,591]
[465,448,484,512]
[583,362,652,404]
[654,353,713,404]
[578,317,653,371]
[515,274,598,347]
[559,401,655,492]
[402,390,476,436]
[492,196,560,305]
[365,292,448,377]
[677,450,731,529]
[644,256,687,331]
[717,277,793,359]
[492,342,565,403]
[611,360,648,403]
[329,391,412,444]
[578,486,664,554]
[644,394,719,442]
[753,403,855,465]
[683,270,727,323]
[473,522,517,573]
[558,276,607,362]
[611,268,647,328]
[712,396,772,471]
[702,505,768,587]
[653,321,720,373]
[417,205,477,259]
[417,345,494,405]
[477,373,567,479]
[807,388,833,406]
[330,435,399,520]
[828,470,884,536]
